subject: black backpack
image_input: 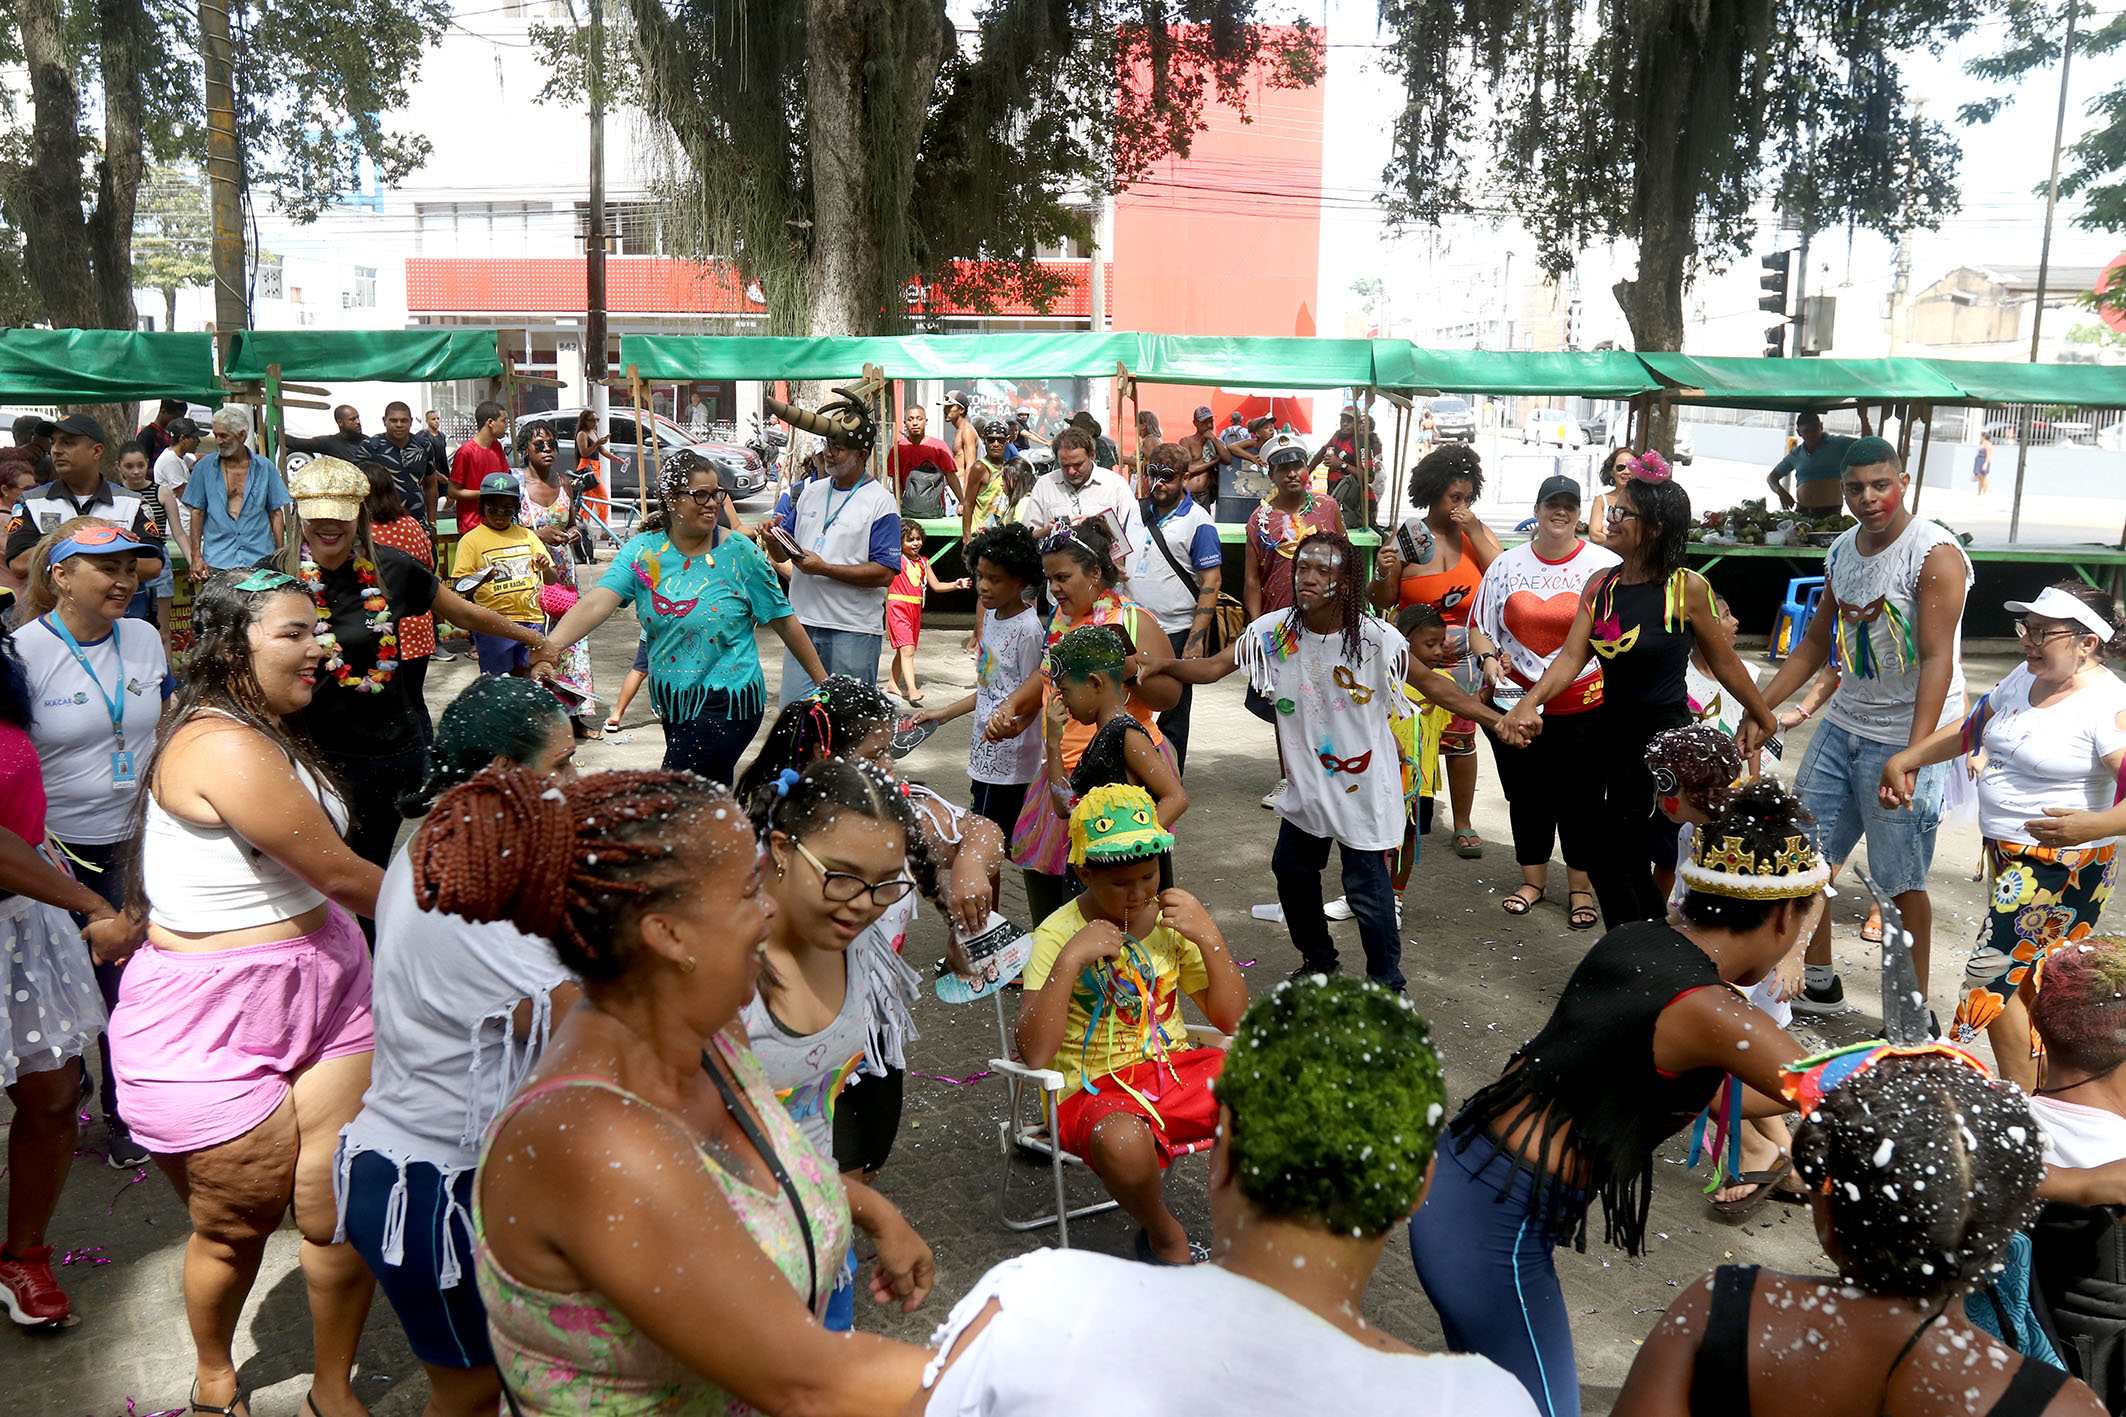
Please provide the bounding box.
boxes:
[2030,1200,2126,1408]
[900,466,947,519]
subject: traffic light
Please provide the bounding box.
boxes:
[1759,250,1793,358]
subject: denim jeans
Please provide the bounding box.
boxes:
[1793,718,1947,896]
[781,625,883,705]
[1271,819,1403,988]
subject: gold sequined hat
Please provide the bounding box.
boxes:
[1678,824,1829,900]
[288,456,369,523]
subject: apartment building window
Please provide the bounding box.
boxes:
[416,201,547,257]
[255,253,284,301]
[573,201,668,256]
[348,266,377,308]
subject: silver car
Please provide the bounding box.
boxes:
[512,408,768,502]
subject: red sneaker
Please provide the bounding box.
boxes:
[0,1245,71,1325]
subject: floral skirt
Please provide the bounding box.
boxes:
[1953,838,2119,1047]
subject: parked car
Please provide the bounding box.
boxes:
[1519,407,1585,448]
[513,408,768,503]
[1426,396,1476,443]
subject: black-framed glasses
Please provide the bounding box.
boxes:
[1604,505,1640,524]
[791,839,915,906]
[2016,621,2082,646]
[673,486,723,507]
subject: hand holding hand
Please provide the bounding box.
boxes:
[1878,755,1917,810]
[83,910,144,967]
[1498,702,1539,747]
[984,704,1032,742]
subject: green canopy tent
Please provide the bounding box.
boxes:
[1373,345,1663,399]
[1920,360,2126,540]
[223,329,506,383]
[0,329,219,407]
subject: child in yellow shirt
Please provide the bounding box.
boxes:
[450,472,556,675]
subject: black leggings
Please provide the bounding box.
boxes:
[1586,703,1691,929]
[1483,705,1605,871]
[832,1064,905,1176]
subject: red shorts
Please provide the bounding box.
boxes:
[1056,1046,1223,1166]
[886,600,922,649]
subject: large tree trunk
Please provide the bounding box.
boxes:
[1610,7,1702,459]
[19,0,99,329]
[91,0,147,329]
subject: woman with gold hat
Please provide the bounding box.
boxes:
[267,456,550,868]
[1409,779,1825,1417]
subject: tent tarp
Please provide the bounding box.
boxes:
[224,329,504,383]
[1923,360,2126,409]
[1373,344,1662,397]
[0,330,218,406]
[1640,354,1967,410]
[1129,335,1375,389]
[622,333,1144,383]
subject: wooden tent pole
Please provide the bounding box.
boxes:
[627,363,650,529]
[1910,402,1934,516]
[264,363,285,472]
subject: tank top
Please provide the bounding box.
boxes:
[473,1032,852,1417]
[140,710,351,932]
[1069,713,1152,800]
[1452,921,1728,1255]
[1397,530,1483,626]
[1588,569,1695,712]
[740,950,875,1163]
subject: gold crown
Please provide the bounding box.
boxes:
[1679,830,1828,900]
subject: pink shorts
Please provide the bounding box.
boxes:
[886,600,922,650]
[109,905,374,1155]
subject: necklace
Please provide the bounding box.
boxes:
[300,546,398,692]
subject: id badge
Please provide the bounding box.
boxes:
[110,749,137,789]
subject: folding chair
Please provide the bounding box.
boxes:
[984,988,1227,1248]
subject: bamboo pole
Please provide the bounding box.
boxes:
[627,363,650,529]
[1910,402,1934,515]
[264,363,285,469]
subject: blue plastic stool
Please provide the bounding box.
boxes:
[1768,576,1824,663]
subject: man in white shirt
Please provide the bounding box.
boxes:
[1019,426,1137,542]
[150,417,201,565]
[911,975,1540,1417]
[763,389,901,703]
[1127,442,1224,773]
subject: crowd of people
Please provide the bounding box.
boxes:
[5,383,2126,1417]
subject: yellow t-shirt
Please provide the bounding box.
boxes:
[1389,679,1447,805]
[1024,900,1208,1101]
[450,523,550,625]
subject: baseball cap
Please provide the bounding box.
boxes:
[45,522,154,567]
[944,389,969,410]
[478,472,523,499]
[10,414,53,442]
[1227,412,1245,425]
[1535,474,1582,506]
[166,417,201,441]
[1842,435,1899,468]
[1193,405,1214,422]
[51,413,107,444]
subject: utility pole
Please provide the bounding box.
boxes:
[2010,0,2078,544]
[585,0,610,429]
[1793,227,1813,355]
[200,0,246,364]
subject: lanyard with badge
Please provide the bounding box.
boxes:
[46,614,136,788]
[813,477,865,551]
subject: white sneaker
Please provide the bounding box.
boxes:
[1260,779,1287,810]
[1324,896,1354,921]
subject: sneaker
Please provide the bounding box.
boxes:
[1285,962,1341,984]
[1260,779,1286,810]
[103,1118,149,1169]
[1790,974,1849,1017]
[1323,896,1354,921]
[431,647,458,663]
[0,1246,70,1325]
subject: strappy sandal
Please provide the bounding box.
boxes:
[1501,885,1541,916]
[1709,1154,1796,1224]
[1568,889,1599,930]
[187,1379,246,1417]
[1860,913,1884,943]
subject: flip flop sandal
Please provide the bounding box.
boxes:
[1708,1154,1796,1224]
[1501,886,1541,916]
[1860,917,1884,943]
[1133,1227,1189,1266]
[1454,830,1484,859]
[1568,889,1599,931]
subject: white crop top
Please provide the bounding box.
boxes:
[141,719,351,932]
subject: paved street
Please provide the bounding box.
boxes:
[4,564,2016,1416]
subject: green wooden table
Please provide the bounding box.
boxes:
[913,517,1378,568]
[1683,539,2126,593]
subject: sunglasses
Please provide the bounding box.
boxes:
[527,439,556,451]
[789,839,915,906]
[63,525,138,548]
[1604,505,1640,524]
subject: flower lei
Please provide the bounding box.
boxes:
[299,546,398,692]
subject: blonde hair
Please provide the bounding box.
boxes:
[22,515,131,622]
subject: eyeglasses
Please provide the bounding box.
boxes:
[527,439,555,451]
[2016,621,2083,646]
[1604,505,1641,524]
[985,436,1008,444]
[673,486,723,507]
[790,839,914,906]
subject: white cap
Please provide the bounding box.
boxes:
[2004,586,2116,642]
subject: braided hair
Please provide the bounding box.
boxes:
[1408,443,1484,508]
[400,676,569,816]
[122,572,343,915]
[1791,1053,2043,1300]
[413,767,740,983]
[1290,528,1365,662]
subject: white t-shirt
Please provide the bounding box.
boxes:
[152,447,193,543]
[920,1248,1538,1417]
[20,615,171,844]
[1237,610,1410,852]
[1469,539,1618,700]
[1822,517,1972,745]
[2030,1094,2126,1169]
[1128,497,1224,633]
[341,849,575,1173]
[1976,662,2126,846]
[970,605,1043,785]
[777,474,901,635]
[1020,466,1139,542]
[1686,659,1760,735]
